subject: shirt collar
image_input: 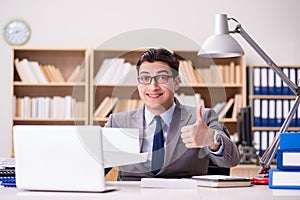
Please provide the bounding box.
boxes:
[145,103,176,127]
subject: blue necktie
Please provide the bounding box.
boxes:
[151,115,164,174]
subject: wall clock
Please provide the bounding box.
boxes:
[3,19,31,46]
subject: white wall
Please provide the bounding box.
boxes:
[1,0,300,156]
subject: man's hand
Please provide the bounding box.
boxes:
[180,105,217,149]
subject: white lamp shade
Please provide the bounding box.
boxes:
[198,14,244,58]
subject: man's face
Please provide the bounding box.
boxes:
[137,61,180,114]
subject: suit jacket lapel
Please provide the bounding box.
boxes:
[163,102,192,168]
[129,106,145,152]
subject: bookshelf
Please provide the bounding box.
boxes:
[247,65,300,156]
[12,48,89,129]
[91,49,246,134]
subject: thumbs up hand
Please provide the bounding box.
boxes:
[180,105,218,149]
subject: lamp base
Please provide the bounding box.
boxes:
[252,176,269,185]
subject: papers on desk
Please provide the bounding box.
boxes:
[102,128,148,168]
[140,178,198,188]
[191,175,252,188]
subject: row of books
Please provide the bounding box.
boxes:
[251,66,300,95]
[179,60,242,85]
[0,158,16,187]
[13,96,85,119]
[94,93,206,119]
[269,132,300,189]
[253,98,300,127]
[253,130,277,156]
[94,58,137,84]
[94,97,143,118]
[15,58,83,83]
[214,94,243,120]
[93,58,242,86]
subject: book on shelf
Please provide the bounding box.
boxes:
[231,93,242,118]
[191,175,252,188]
[94,97,118,118]
[14,95,80,119]
[218,98,234,120]
[14,58,84,83]
[176,93,204,107]
[94,58,136,84]
[213,101,226,115]
[178,60,241,85]
[67,65,81,82]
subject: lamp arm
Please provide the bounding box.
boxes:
[233,24,300,175]
[235,25,299,95]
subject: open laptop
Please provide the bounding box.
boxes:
[13,125,117,192]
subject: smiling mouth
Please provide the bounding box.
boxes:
[147,93,163,98]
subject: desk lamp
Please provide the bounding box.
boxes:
[199,14,300,183]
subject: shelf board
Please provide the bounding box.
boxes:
[94,117,237,123]
[13,117,86,122]
[252,127,300,131]
[94,83,243,88]
[14,82,85,87]
[221,118,237,123]
[249,95,296,99]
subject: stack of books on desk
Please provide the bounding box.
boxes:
[0,158,16,187]
[269,132,300,189]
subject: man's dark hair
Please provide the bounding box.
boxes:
[136,48,179,76]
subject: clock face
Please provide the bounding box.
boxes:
[3,20,31,46]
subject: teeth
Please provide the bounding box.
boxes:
[148,94,160,98]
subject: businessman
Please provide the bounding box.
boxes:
[105,48,240,181]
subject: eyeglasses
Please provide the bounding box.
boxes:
[137,75,174,85]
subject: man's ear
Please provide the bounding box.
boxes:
[174,76,180,91]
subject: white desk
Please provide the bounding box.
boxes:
[1,181,300,200]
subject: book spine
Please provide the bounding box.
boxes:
[269,169,300,189]
[277,149,300,170]
[280,132,300,150]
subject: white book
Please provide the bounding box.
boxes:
[213,101,226,115]
[110,59,126,84]
[283,99,290,119]
[261,131,268,151]
[30,61,48,83]
[253,131,260,151]
[37,97,45,118]
[276,99,282,125]
[94,58,125,84]
[20,59,39,83]
[67,65,81,82]
[64,96,72,118]
[14,59,30,82]
[24,59,40,83]
[117,62,134,84]
[268,68,275,92]
[269,99,275,125]
[253,67,261,93]
[31,98,38,118]
[44,97,51,118]
[218,98,234,120]
[261,99,268,124]
[261,68,267,92]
